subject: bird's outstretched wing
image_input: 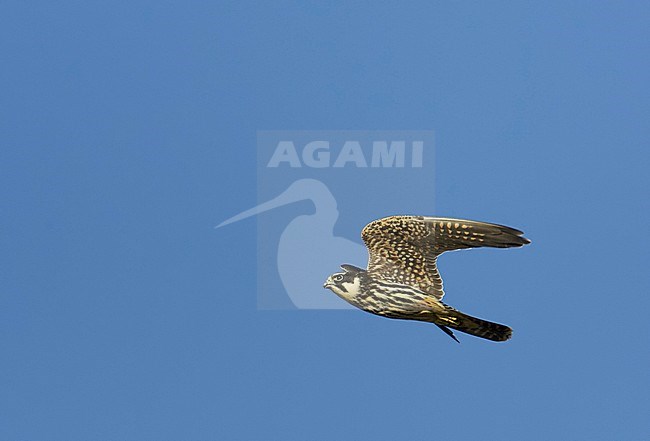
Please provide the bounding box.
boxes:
[361,216,530,299]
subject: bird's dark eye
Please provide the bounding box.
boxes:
[333,274,343,282]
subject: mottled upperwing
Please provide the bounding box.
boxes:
[361,216,530,300]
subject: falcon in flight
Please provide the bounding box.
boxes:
[323,216,530,342]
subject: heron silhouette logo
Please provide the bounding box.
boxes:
[217,131,435,309]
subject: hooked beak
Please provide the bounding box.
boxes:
[323,278,333,289]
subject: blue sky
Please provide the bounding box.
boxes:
[2,1,649,440]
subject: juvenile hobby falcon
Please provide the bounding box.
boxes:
[323,216,530,342]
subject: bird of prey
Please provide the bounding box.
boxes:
[323,216,530,342]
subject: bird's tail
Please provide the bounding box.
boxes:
[437,307,512,342]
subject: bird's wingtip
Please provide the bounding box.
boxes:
[437,325,461,343]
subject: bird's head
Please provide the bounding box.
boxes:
[323,264,365,301]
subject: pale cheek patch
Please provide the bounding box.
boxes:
[341,278,362,296]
